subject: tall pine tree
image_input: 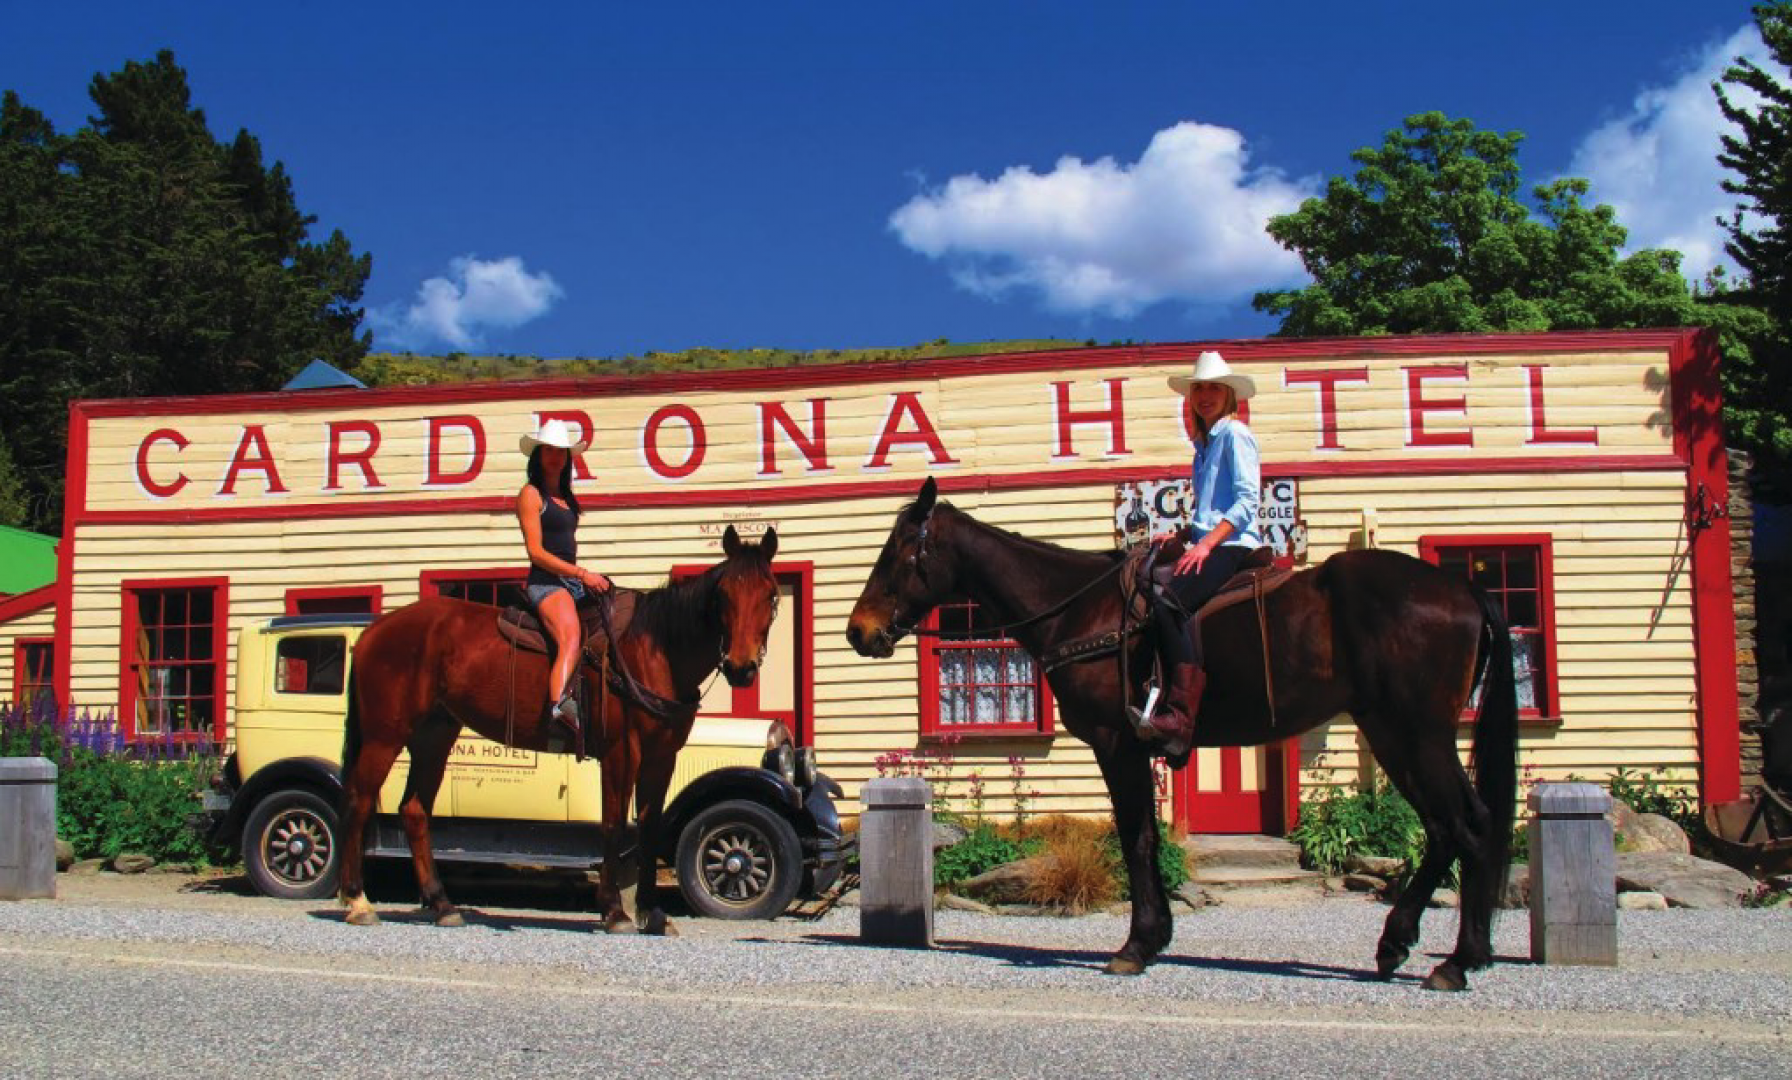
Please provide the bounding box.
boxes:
[0,51,371,533]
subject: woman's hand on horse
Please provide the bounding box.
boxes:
[578,568,612,592]
[1175,539,1214,576]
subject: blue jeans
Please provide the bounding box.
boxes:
[526,576,587,607]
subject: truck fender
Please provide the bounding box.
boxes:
[656,766,804,859]
[220,757,344,851]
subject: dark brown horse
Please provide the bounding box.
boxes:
[338,525,781,933]
[847,478,1517,991]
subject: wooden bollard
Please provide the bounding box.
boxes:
[859,777,933,947]
[1527,781,1616,966]
[0,757,58,900]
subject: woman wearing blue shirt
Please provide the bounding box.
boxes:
[1130,350,1264,761]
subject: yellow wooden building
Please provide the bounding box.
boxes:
[4,328,1740,833]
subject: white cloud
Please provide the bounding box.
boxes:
[371,255,564,350]
[889,122,1316,318]
[1568,23,1780,279]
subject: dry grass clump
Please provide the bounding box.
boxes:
[1019,816,1123,914]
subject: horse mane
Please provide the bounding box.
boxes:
[928,497,1127,565]
[629,566,719,645]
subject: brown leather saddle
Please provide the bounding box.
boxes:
[494,591,639,761]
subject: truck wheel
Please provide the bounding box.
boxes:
[675,799,803,920]
[243,789,340,901]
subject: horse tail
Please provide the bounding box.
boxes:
[1466,582,1518,912]
[340,667,363,788]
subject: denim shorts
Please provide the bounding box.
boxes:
[526,576,586,607]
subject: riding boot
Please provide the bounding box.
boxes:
[1130,662,1204,763]
[546,689,580,736]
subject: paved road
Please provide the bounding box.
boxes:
[1,871,1786,1078]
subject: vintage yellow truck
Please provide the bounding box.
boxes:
[200,613,847,918]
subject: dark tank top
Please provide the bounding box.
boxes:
[526,496,578,588]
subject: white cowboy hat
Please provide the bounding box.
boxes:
[1167,350,1256,401]
[519,417,589,456]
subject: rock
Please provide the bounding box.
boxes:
[67,858,106,876]
[1618,890,1668,911]
[1428,888,1459,909]
[937,892,995,915]
[1614,851,1754,909]
[956,858,1043,905]
[1499,863,1531,909]
[1606,798,1639,837]
[1172,882,1211,911]
[931,820,968,852]
[111,853,155,874]
[1619,813,1690,855]
[54,840,74,872]
[1324,875,1349,894]
[1342,872,1385,893]
[1344,855,1405,878]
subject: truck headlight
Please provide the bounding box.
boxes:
[795,745,818,789]
[771,742,796,786]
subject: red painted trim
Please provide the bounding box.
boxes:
[1418,532,1558,719]
[67,453,1689,528]
[54,400,88,715]
[66,329,1707,420]
[419,566,525,596]
[1671,328,1739,805]
[284,585,384,616]
[12,636,54,705]
[0,584,56,625]
[117,575,229,743]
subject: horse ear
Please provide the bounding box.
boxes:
[723,524,741,557]
[909,476,938,521]
[759,526,778,561]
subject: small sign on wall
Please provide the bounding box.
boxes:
[1115,478,1307,561]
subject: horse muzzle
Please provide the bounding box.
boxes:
[846,617,900,659]
[720,658,761,687]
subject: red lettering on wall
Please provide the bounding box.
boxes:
[325,420,384,490]
[759,399,830,476]
[1285,367,1371,451]
[644,404,707,479]
[1524,365,1598,445]
[218,426,290,495]
[1052,378,1130,459]
[1406,364,1474,448]
[535,409,596,480]
[135,428,190,499]
[425,415,486,486]
[867,392,960,469]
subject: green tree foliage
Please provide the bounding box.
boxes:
[1717,2,1792,486]
[1253,111,1773,484]
[0,51,371,532]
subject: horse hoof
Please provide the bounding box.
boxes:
[345,908,380,927]
[606,917,639,935]
[640,912,676,937]
[1422,964,1468,992]
[435,910,465,928]
[1102,957,1146,976]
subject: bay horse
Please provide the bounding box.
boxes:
[337,525,781,934]
[846,478,1517,991]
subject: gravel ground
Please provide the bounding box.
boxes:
[5,869,1789,1025]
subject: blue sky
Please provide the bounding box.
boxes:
[0,1,1773,357]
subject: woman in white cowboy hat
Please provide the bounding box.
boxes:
[1129,350,1265,762]
[517,418,611,735]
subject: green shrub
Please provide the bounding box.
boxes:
[2,702,224,865]
[1289,778,1424,875]
[934,825,1041,886]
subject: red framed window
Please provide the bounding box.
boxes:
[1419,534,1558,719]
[13,637,55,712]
[119,577,228,741]
[918,601,1054,737]
[420,568,528,609]
[285,585,382,616]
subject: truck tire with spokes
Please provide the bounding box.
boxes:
[675,799,802,920]
[243,788,340,901]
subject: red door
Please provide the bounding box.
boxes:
[1172,740,1294,834]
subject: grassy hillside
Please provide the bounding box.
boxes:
[356,338,1102,387]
